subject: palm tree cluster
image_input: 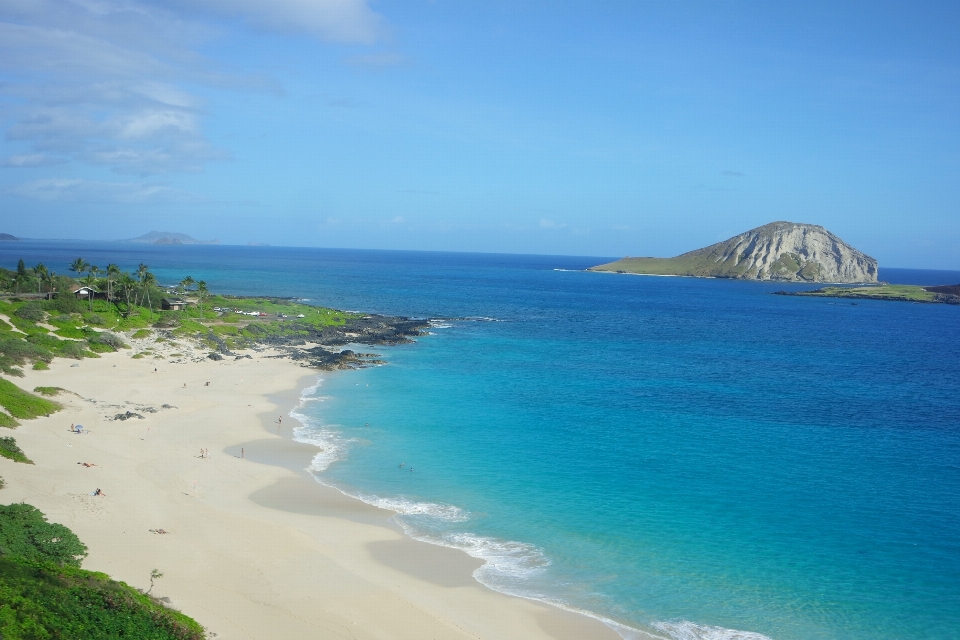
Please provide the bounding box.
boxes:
[64,259,207,316]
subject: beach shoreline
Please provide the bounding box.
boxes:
[0,345,632,640]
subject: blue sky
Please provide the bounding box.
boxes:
[1,1,958,268]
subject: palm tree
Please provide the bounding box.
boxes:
[69,257,89,280]
[80,273,98,311]
[142,272,158,312]
[117,272,137,317]
[135,264,149,307]
[178,276,195,295]
[33,263,47,294]
[45,270,57,298]
[106,264,121,302]
[196,280,208,320]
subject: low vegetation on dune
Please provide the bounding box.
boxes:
[0,504,205,639]
[0,437,31,463]
[0,378,61,419]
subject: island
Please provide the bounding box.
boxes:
[589,221,878,283]
[122,231,220,245]
[775,283,960,305]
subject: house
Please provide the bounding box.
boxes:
[162,297,187,311]
[72,286,106,300]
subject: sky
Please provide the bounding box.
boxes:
[1,1,958,268]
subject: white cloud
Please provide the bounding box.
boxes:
[0,154,68,168]
[0,0,381,175]
[193,0,382,44]
[6,178,203,203]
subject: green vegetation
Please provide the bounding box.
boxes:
[31,361,48,371]
[789,284,938,303]
[0,504,205,639]
[0,413,18,428]
[0,437,31,463]
[2,256,362,369]
[0,503,87,567]
[0,379,62,419]
[32,387,63,397]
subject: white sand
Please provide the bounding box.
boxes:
[0,347,632,640]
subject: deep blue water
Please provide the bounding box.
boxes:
[2,241,959,640]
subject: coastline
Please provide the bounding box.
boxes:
[0,346,632,640]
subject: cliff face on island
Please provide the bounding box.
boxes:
[590,222,878,283]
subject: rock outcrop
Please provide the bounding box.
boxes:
[590,222,878,283]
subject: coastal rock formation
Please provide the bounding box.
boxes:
[590,222,878,283]
[0,233,20,242]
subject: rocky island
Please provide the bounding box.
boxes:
[590,221,878,283]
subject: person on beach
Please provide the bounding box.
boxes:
[241,447,244,458]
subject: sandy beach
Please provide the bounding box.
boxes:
[0,346,628,640]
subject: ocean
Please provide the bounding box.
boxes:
[3,241,959,639]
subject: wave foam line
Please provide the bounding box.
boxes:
[287,376,769,640]
[652,621,773,640]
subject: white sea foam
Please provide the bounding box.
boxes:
[653,621,773,640]
[286,375,766,640]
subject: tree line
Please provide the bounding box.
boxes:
[1,258,209,316]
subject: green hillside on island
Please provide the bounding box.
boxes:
[778,284,960,304]
[590,221,878,283]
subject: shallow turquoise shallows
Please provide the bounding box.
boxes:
[3,242,959,640]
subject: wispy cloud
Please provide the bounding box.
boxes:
[0,154,68,168]
[191,0,383,44]
[0,0,384,175]
[6,178,203,204]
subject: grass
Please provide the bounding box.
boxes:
[0,436,31,463]
[33,386,64,397]
[0,412,18,428]
[0,379,62,419]
[32,361,49,370]
[794,285,938,303]
[132,329,152,339]
[132,353,146,359]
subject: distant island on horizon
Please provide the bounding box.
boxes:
[590,221,878,284]
[121,231,219,245]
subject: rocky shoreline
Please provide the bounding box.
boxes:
[204,310,431,370]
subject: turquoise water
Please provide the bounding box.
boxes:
[3,242,959,639]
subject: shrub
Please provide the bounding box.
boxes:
[90,331,128,349]
[32,361,49,371]
[0,503,87,567]
[46,294,83,314]
[153,313,181,328]
[83,312,106,325]
[0,556,206,639]
[0,379,62,419]
[0,337,53,374]
[0,437,31,463]
[14,303,46,322]
[33,387,62,397]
